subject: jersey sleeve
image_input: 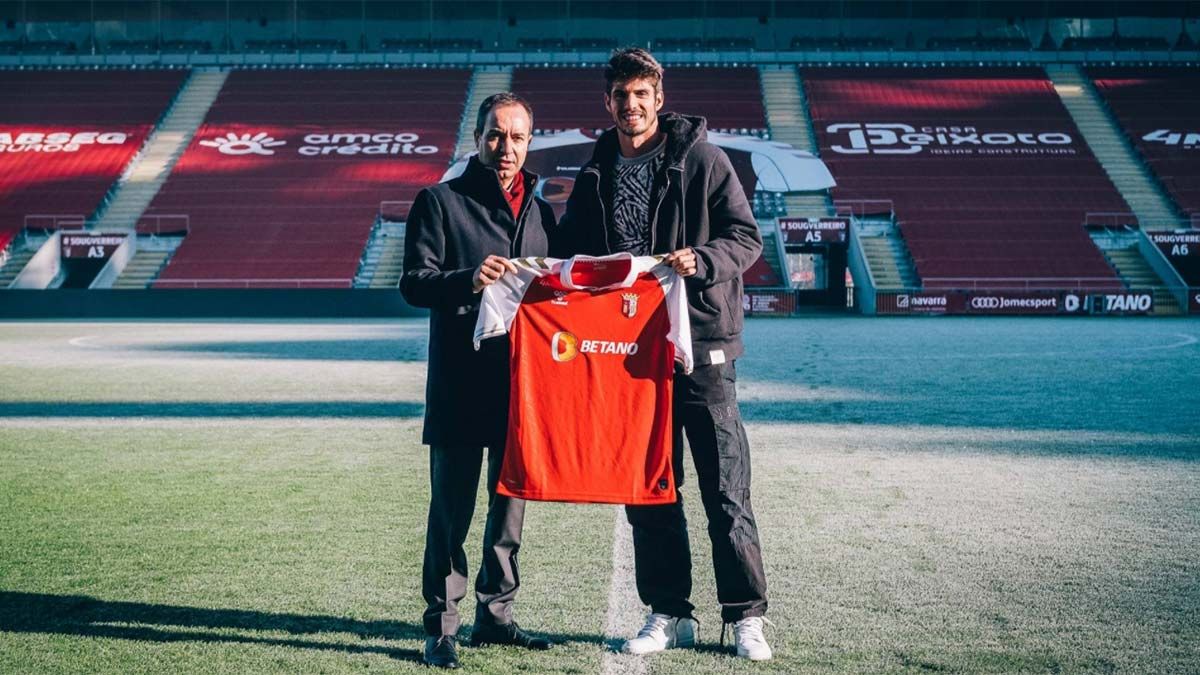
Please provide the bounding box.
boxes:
[650,262,694,375]
[472,257,556,350]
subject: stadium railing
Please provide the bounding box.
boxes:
[920,277,1123,291]
[135,214,190,236]
[152,278,353,289]
[23,215,86,231]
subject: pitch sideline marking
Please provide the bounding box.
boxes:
[68,335,100,348]
[601,505,647,675]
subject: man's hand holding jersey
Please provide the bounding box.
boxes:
[473,254,519,292]
[665,247,697,277]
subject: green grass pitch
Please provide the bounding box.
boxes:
[1,317,1198,673]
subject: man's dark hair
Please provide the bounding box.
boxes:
[474,92,533,139]
[604,47,664,95]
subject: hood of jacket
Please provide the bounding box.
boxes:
[587,112,708,171]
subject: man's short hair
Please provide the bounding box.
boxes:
[604,47,664,95]
[474,92,533,139]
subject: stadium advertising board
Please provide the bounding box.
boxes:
[877,290,1096,315]
[824,123,1079,157]
[876,291,963,315]
[61,233,126,259]
[0,130,131,153]
[963,292,1063,315]
[778,217,848,244]
[198,129,440,158]
[1147,230,1200,258]
[1091,292,1154,315]
[742,291,796,316]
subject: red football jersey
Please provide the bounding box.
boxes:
[474,253,693,505]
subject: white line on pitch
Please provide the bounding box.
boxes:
[601,505,646,675]
[68,335,100,348]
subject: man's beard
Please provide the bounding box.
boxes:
[616,116,654,137]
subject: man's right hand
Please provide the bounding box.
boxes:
[473,255,519,292]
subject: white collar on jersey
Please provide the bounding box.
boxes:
[558,253,665,291]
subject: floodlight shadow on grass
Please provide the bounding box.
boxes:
[0,591,423,662]
[137,338,429,362]
[0,401,424,419]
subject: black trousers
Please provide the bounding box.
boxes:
[421,444,525,637]
[625,361,769,623]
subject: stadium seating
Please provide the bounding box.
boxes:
[1062,36,1170,51]
[803,66,1127,289]
[513,66,767,135]
[790,36,894,51]
[0,70,186,241]
[1088,67,1200,217]
[144,68,469,288]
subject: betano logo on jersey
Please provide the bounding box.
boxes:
[199,130,439,157]
[0,131,129,153]
[550,331,639,362]
[827,123,1075,156]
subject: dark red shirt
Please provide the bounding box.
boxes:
[503,174,525,218]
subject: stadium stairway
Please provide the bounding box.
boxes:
[454,67,514,160]
[110,242,176,289]
[759,66,835,220]
[756,221,789,287]
[1095,242,1183,315]
[1048,65,1182,227]
[355,221,405,288]
[0,242,36,289]
[90,71,229,231]
[859,233,919,290]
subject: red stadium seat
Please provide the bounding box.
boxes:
[145,69,470,288]
[0,70,186,239]
[1088,66,1200,219]
[803,66,1127,287]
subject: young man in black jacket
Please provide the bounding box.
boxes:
[401,93,555,669]
[556,48,772,661]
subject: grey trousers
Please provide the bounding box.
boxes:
[421,444,525,637]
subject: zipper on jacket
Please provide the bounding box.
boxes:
[582,165,611,254]
[648,166,683,254]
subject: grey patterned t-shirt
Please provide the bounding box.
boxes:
[609,138,666,256]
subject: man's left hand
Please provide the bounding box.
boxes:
[665,248,697,277]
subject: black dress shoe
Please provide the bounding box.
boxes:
[469,621,553,650]
[423,635,460,669]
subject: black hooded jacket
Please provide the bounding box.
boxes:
[401,156,555,446]
[555,113,763,366]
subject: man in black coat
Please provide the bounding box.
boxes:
[401,92,554,669]
[555,49,772,661]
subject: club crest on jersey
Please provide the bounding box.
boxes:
[621,293,638,318]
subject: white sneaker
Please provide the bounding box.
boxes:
[621,612,697,655]
[731,616,773,661]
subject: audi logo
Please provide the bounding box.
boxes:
[971,297,1001,309]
